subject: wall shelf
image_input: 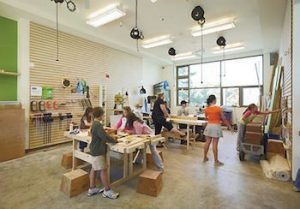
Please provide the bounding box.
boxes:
[0,70,20,76]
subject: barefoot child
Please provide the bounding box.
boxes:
[88,107,119,199]
[203,95,232,166]
[236,103,280,151]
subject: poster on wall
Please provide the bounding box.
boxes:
[30,86,42,97]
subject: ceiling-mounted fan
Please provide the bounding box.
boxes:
[130,0,144,51]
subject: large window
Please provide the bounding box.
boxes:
[176,56,263,106]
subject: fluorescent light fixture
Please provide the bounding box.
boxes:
[212,43,245,54]
[191,18,235,37]
[86,4,126,27]
[171,52,197,61]
[142,35,172,48]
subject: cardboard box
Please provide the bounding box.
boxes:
[60,169,89,197]
[246,123,262,133]
[137,169,162,197]
[61,152,84,169]
[244,132,262,145]
[271,127,282,135]
[267,139,286,157]
[146,150,163,169]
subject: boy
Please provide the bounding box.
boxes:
[177,100,189,116]
[88,107,119,199]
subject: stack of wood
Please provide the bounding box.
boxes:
[244,123,263,145]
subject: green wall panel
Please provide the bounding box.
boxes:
[0,16,18,101]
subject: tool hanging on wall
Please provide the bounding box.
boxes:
[43,113,54,144]
[39,101,46,112]
[66,113,73,130]
[30,101,38,112]
[58,113,64,130]
[50,0,77,61]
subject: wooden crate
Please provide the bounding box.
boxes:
[244,132,262,145]
[246,123,262,133]
[267,139,286,157]
[136,169,162,197]
[60,169,89,197]
[0,108,25,162]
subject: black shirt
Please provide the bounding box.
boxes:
[152,98,165,119]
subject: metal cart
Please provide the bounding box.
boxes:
[239,142,265,161]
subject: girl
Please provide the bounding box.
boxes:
[237,103,280,151]
[203,95,232,166]
[115,106,132,132]
[79,107,94,151]
[125,112,164,171]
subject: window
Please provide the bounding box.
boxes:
[176,56,263,106]
[190,62,220,88]
[190,88,220,106]
[223,88,239,106]
[243,87,261,106]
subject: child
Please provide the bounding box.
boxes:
[203,95,232,166]
[237,103,280,151]
[115,106,132,132]
[177,100,189,116]
[88,107,119,199]
[79,107,93,151]
[125,112,164,171]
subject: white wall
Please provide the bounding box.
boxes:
[142,58,163,96]
[293,0,300,181]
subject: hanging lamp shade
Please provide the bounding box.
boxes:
[140,86,146,94]
[217,36,226,48]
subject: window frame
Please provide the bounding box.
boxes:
[176,55,264,107]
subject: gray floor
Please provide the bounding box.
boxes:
[0,131,299,209]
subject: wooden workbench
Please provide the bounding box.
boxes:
[167,117,207,150]
[64,132,164,187]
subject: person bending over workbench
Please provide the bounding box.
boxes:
[152,92,185,136]
[125,112,164,172]
[88,107,119,199]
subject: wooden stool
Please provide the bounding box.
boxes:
[136,169,162,197]
[60,169,89,197]
[61,151,84,169]
[146,150,163,169]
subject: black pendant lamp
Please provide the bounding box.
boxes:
[140,86,146,94]
[191,6,206,84]
[51,0,77,61]
[130,0,144,51]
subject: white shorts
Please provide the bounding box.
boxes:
[90,155,106,171]
[204,124,223,138]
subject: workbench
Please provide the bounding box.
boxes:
[64,131,164,187]
[167,117,207,150]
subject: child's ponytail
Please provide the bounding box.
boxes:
[243,103,257,114]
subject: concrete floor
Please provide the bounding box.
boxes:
[0,131,299,209]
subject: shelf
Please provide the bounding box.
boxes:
[0,70,20,76]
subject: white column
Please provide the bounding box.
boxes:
[17,18,30,149]
[293,0,300,180]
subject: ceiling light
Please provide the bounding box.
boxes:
[191,18,235,37]
[142,35,172,48]
[171,52,197,61]
[212,43,245,54]
[86,4,126,27]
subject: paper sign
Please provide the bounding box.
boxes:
[31,86,42,96]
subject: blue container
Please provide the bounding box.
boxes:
[294,169,300,190]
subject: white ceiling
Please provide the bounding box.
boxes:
[0,0,287,64]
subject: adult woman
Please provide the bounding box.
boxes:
[125,112,164,171]
[151,93,184,136]
[203,95,232,166]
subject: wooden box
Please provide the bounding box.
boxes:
[244,132,262,145]
[267,139,286,157]
[136,169,162,197]
[0,108,25,162]
[61,151,84,169]
[146,150,163,169]
[60,169,89,197]
[246,123,262,133]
